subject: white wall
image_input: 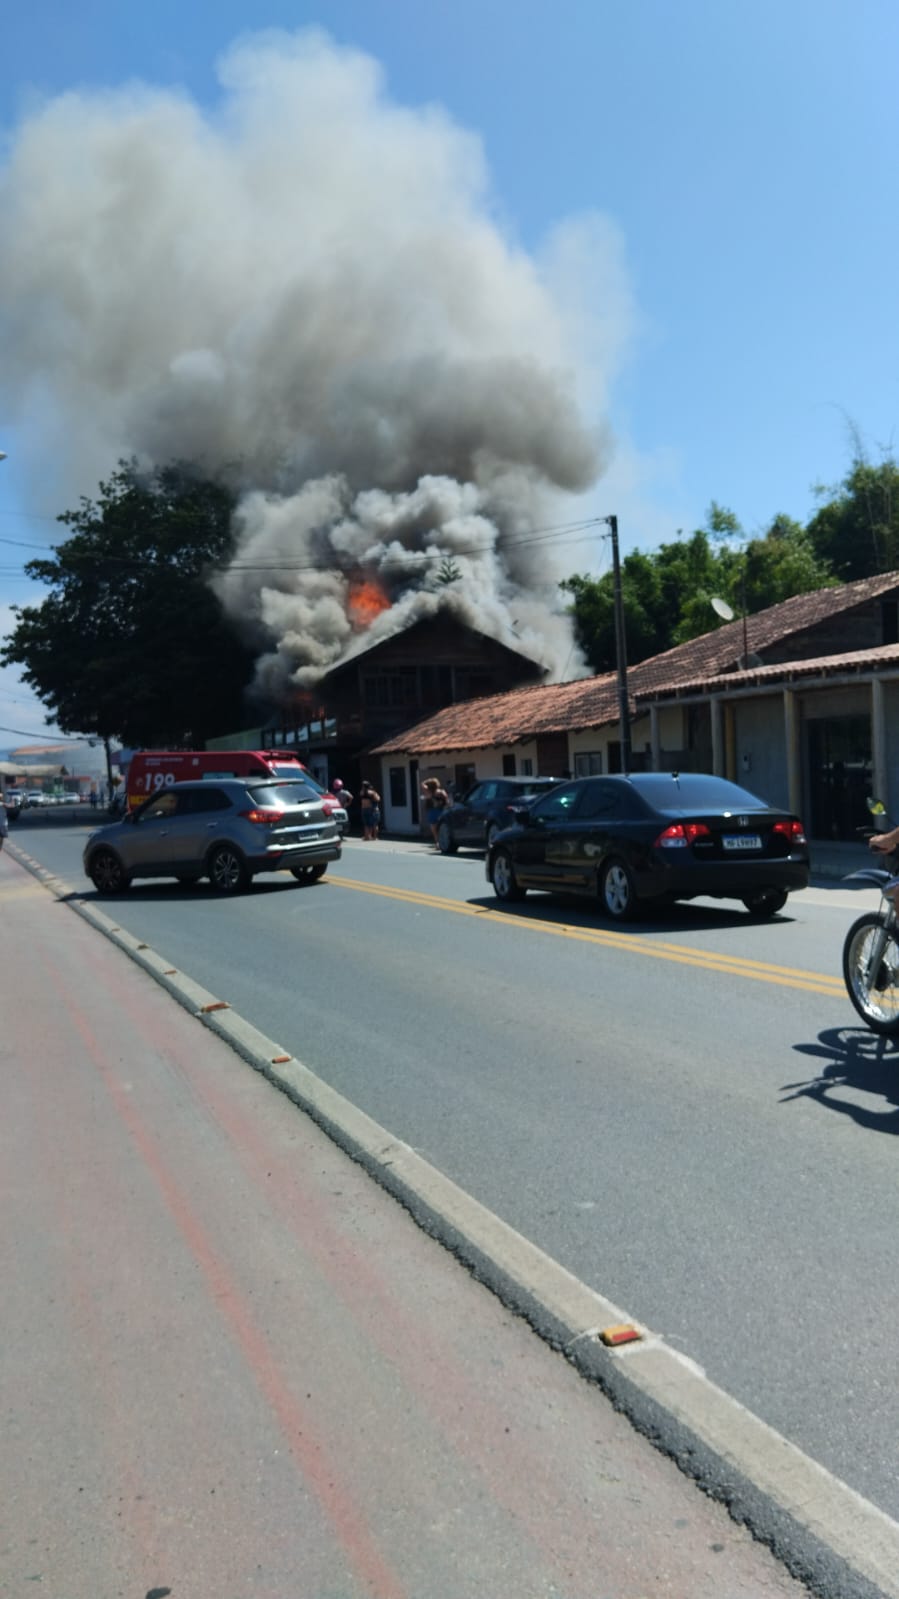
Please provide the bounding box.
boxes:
[379,742,542,835]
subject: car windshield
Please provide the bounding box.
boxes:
[629,773,768,812]
[252,781,323,807]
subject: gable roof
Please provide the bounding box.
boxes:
[323,611,544,680]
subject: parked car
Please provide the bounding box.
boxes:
[83,777,341,896]
[25,789,47,807]
[485,771,810,919]
[436,777,562,854]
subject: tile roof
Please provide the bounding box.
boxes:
[372,672,620,754]
[627,568,899,692]
[638,641,899,699]
[372,569,899,755]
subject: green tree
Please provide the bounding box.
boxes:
[1,460,256,747]
[806,452,899,580]
[741,514,835,609]
[561,527,728,671]
[561,508,837,673]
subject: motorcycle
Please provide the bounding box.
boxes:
[842,800,899,1035]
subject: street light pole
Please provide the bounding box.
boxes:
[602,514,631,776]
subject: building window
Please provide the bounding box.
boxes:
[574,751,603,775]
[363,669,417,709]
[389,767,407,807]
[420,664,454,706]
[521,758,533,776]
[455,669,494,700]
[501,753,516,776]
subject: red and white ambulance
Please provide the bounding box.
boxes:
[125,750,348,830]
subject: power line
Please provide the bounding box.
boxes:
[0,516,603,572]
[0,722,82,742]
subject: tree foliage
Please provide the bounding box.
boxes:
[806,453,899,580]
[562,507,836,673]
[1,461,256,747]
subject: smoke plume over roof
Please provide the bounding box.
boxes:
[0,29,634,692]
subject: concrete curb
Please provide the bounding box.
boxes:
[14,843,899,1599]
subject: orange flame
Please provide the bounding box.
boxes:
[348,576,391,629]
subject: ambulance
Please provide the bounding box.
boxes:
[125,750,349,830]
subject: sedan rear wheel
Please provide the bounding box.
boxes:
[290,863,328,884]
[89,847,130,896]
[742,888,788,917]
[207,843,250,895]
[600,858,638,921]
[491,847,525,902]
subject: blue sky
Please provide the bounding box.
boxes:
[1,0,897,743]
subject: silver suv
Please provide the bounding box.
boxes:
[83,777,341,896]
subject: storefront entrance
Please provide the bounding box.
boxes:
[806,715,872,840]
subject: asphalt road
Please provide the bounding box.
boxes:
[12,812,899,1526]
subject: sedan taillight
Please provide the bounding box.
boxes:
[654,822,712,848]
[772,819,807,844]
[240,808,282,824]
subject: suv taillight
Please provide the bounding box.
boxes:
[240,808,282,824]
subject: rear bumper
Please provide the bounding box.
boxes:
[638,854,810,901]
[250,840,341,872]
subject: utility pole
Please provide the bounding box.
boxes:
[603,515,631,775]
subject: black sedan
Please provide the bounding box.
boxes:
[436,776,561,854]
[485,772,810,919]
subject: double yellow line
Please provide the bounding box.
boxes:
[330,877,847,998]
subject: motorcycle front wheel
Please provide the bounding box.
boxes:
[842,912,899,1035]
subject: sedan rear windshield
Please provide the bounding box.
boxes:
[630,773,767,811]
[251,782,324,808]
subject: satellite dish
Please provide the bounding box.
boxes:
[711,596,735,621]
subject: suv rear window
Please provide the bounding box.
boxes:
[251,782,323,808]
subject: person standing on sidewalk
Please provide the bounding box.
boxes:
[0,798,8,850]
[421,777,449,846]
[360,781,381,840]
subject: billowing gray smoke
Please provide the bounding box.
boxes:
[0,29,632,692]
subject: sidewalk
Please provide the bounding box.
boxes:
[0,845,881,1599]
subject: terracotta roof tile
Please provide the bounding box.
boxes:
[372,673,620,753]
[628,569,899,691]
[639,641,899,698]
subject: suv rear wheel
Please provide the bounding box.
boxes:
[207,843,250,895]
[290,863,328,884]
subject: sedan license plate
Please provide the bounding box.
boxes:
[723,833,762,851]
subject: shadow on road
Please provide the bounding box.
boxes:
[73,874,326,905]
[467,893,799,937]
[782,1026,899,1133]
